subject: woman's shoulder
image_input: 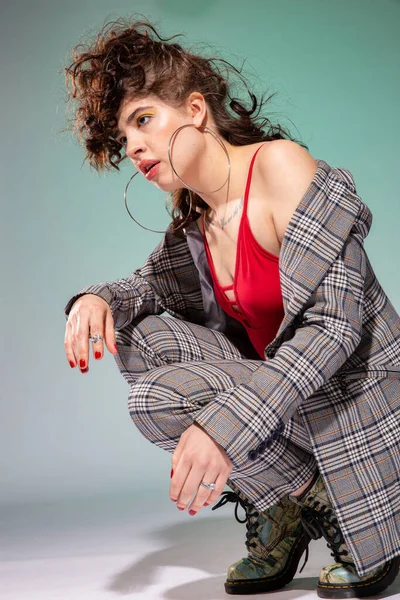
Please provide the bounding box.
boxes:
[252,140,319,245]
[254,139,317,178]
[247,139,318,205]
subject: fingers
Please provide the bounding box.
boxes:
[171,461,229,515]
[74,313,91,373]
[64,311,90,372]
[197,470,228,509]
[180,467,225,516]
[64,295,117,373]
[170,423,233,515]
[88,323,104,363]
[104,309,118,356]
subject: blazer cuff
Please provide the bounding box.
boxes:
[193,383,284,469]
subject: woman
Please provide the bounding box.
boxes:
[63,17,400,598]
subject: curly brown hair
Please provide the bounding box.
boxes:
[63,15,308,232]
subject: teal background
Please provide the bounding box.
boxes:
[1,0,399,506]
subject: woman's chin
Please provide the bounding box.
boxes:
[152,181,173,192]
[153,180,185,193]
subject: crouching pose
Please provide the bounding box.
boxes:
[63,17,400,598]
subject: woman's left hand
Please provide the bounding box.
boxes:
[170,422,233,515]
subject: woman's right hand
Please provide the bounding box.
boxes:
[64,294,119,373]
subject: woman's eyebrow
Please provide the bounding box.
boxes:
[116,105,154,136]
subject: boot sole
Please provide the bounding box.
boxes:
[316,556,400,599]
[224,532,311,595]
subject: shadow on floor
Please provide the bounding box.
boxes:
[105,514,400,599]
[107,515,320,598]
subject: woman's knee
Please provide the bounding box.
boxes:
[116,314,190,368]
[115,314,168,352]
[128,365,192,414]
[127,366,195,443]
[113,316,170,385]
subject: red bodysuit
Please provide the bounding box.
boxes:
[202,144,284,360]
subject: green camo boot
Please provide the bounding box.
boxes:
[289,473,400,598]
[211,483,311,595]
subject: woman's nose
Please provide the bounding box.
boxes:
[126,137,146,160]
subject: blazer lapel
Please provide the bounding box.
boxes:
[266,158,373,356]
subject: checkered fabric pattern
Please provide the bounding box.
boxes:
[114,313,317,507]
[64,158,400,577]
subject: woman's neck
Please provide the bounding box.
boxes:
[193,141,263,216]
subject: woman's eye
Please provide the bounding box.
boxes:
[116,114,152,146]
[137,114,151,127]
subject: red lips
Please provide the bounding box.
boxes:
[138,159,160,175]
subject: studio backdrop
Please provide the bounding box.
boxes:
[1,0,399,507]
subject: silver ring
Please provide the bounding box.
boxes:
[89,334,103,344]
[200,481,216,490]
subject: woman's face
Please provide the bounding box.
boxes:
[115,93,207,192]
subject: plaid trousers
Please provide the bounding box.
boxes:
[114,314,317,509]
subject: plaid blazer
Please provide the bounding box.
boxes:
[64,158,400,575]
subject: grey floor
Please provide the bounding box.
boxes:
[1,490,399,600]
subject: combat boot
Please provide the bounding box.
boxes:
[289,473,400,598]
[212,483,311,595]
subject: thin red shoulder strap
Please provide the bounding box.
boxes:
[243,143,267,211]
[202,143,266,232]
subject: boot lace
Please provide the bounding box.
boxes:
[212,491,270,552]
[300,499,355,568]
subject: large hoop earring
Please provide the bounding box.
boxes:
[124,171,194,234]
[124,171,165,233]
[168,124,231,194]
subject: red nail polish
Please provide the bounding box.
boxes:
[81,367,89,373]
[69,361,75,368]
[79,359,86,368]
[114,344,118,352]
[189,510,196,516]
[204,502,210,506]
[170,469,174,478]
[95,351,101,359]
[178,506,184,511]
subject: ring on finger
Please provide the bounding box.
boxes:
[89,333,104,344]
[200,481,216,490]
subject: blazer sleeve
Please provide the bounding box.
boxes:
[63,269,164,331]
[193,232,367,470]
[64,226,205,330]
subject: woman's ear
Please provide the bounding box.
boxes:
[186,91,207,127]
